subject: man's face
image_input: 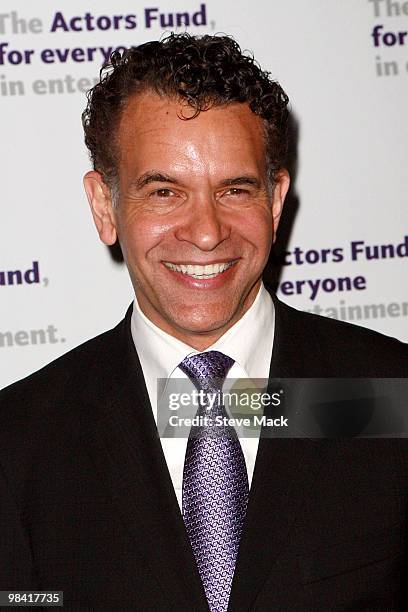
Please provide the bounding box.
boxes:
[85,91,289,349]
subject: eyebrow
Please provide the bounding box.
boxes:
[219,176,261,188]
[131,171,179,190]
[132,172,261,190]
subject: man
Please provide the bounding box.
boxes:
[0,33,407,611]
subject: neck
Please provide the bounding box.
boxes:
[136,283,261,350]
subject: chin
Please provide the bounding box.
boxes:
[170,305,237,336]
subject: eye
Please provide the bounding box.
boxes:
[224,187,248,197]
[151,188,175,198]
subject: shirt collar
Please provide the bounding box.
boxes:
[209,283,274,380]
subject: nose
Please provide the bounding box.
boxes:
[174,196,230,251]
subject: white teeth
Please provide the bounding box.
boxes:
[164,261,235,278]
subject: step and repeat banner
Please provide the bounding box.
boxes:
[1,0,407,388]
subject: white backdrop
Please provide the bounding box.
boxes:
[1,0,407,388]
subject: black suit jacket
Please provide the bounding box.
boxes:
[1,293,408,611]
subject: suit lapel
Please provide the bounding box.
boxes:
[80,307,209,611]
[229,438,326,609]
[229,292,328,610]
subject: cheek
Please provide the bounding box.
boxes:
[119,211,174,262]
[234,208,272,252]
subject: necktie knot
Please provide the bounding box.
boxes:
[179,350,234,393]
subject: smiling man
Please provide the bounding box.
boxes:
[1,33,408,611]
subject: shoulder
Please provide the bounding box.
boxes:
[271,294,408,376]
[0,316,131,495]
[0,318,127,508]
[0,319,123,423]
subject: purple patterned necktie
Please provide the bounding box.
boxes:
[179,351,249,612]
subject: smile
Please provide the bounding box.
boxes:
[163,261,237,279]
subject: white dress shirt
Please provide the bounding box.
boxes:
[131,282,275,508]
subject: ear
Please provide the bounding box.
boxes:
[271,168,290,242]
[83,171,117,245]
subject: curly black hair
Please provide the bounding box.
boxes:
[82,32,289,192]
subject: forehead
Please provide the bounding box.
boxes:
[116,91,267,178]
